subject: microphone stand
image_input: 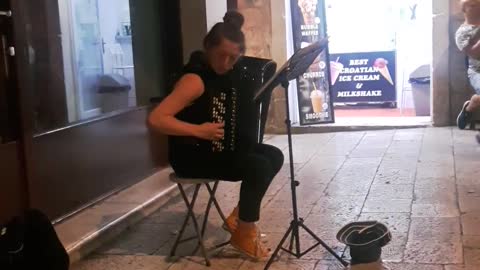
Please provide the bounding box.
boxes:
[254,40,349,270]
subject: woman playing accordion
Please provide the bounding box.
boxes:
[148,11,284,259]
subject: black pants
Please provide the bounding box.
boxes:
[172,143,284,222]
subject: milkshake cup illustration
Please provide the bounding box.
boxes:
[310,82,323,113]
[330,57,343,85]
[373,58,394,85]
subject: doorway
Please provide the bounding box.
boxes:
[285,0,433,128]
[324,0,432,127]
[60,0,136,121]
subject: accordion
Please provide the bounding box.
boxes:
[169,54,277,156]
[205,57,277,154]
[205,62,256,153]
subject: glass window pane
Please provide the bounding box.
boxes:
[20,0,138,133]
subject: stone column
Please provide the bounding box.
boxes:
[448,0,479,124]
[432,0,451,126]
[179,0,208,63]
[267,0,288,133]
[180,0,287,133]
[179,0,228,63]
[237,0,288,133]
[432,0,479,126]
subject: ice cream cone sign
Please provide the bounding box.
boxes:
[373,58,394,85]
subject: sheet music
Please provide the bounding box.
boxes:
[254,39,328,101]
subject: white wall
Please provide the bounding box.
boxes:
[395,1,433,109]
[206,0,227,30]
[98,0,133,72]
[98,0,121,45]
[97,0,135,108]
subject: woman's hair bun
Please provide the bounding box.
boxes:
[223,10,244,30]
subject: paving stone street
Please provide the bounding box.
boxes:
[73,128,480,270]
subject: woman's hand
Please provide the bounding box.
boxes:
[195,122,225,141]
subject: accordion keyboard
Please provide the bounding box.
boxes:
[211,88,238,152]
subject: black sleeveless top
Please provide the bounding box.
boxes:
[168,51,257,166]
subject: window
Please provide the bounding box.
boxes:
[25,0,138,133]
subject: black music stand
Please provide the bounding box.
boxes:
[254,39,349,269]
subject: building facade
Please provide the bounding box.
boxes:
[0,0,471,225]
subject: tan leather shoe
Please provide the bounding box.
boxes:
[222,206,238,233]
[230,224,270,260]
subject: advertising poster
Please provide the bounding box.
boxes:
[290,0,334,125]
[329,51,397,103]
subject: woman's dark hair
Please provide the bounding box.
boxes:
[203,10,246,53]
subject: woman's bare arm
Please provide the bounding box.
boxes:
[148,74,224,140]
